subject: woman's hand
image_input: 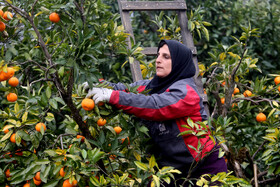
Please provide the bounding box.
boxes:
[86,87,113,104]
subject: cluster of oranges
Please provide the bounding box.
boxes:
[0,9,60,33]
[0,9,13,32]
[0,67,19,102]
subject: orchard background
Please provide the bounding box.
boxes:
[0,0,280,186]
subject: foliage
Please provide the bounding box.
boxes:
[1,0,280,186]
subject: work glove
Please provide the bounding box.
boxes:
[86,87,113,104]
[82,82,99,91]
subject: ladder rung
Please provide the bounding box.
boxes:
[120,1,187,11]
[142,47,197,56]
[142,47,157,56]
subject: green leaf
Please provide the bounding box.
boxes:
[22,111,28,122]
[41,164,51,183]
[0,130,12,142]
[149,155,156,169]
[262,149,273,158]
[35,159,51,165]
[134,161,148,171]
[42,180,59,187]
[45,112,55,122]
[81,149,87,159]
[49,98,58,109]
[46,86,52,99]
[152,175,160,187]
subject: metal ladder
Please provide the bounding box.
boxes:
[117,0,209,114]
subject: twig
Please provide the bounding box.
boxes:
[252,140,268,160]
[52,133,73,149]
[31,0,39,17]
[253,164,258,187]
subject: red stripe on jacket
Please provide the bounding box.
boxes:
[109,85,201,121]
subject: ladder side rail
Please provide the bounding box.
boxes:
[118,0,143,82]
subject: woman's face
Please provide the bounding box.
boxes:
[156,44,172,78]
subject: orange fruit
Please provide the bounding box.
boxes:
[121,137,130,144]
[35,122,46,132]
[77,135,85,142]
[109,154,116,160]
[256,113,266,122]
[7,93,17,102]
[233,88,240,94]
[97,118,106,126]
[3,11,13,21]
[221,81,226,87]
[274,76,280,85]
[5,67,15,80]
[8,77,19,87]
[81,98,95,111]
[220,97,225,104]
[15,149,23,156]
[3,125,10,134]
[278,86,280,92]
[34,172,41,181]
[114,126,122,134]
[33,177,41,185]
[49,12,60,23]
[0,22,5,32]
[0,9,3,17]
[232,103,237,108]
[5,169,11,178]
[60,167,66,177]
[62,179,73,187]
[23,182,30,187]
[98,102,104,107]
[0,71,6,81]
[243,90,252,97]
[72,180,78,186]
[10,133,16,143]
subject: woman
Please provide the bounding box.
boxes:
[86,40,227,186]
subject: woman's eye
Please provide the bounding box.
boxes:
[164,55,170,59]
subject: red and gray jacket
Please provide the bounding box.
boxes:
[108,78,214,172]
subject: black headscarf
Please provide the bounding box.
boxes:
[146,40,196,94]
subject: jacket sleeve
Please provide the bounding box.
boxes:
[109,79,204,121]
[107,80,150,91]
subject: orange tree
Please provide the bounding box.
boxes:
[1,1,280,187]
[0,0,157,186]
